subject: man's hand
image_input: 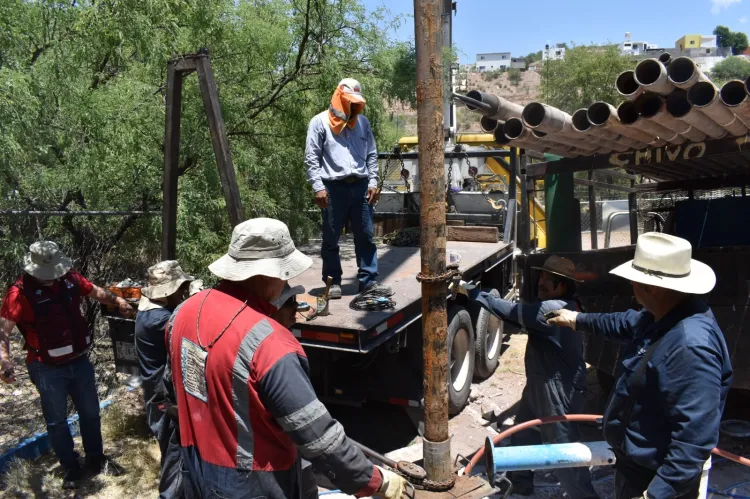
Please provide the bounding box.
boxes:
[375,466,409,499]
[313,189,329,209]
[1,359,16,384]
[545,309,579,330]
[117,298,135,319]
[366,187,380,205]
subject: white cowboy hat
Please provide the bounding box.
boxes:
[208,218,313,282]
[531,255,583,283]
[609,232,716,294]
[24,241,73,281]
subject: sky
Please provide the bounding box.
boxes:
[362,0,749,63]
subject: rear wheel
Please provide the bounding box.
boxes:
[448,306,475,416]
[474,288,504,379]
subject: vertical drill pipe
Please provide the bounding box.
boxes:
[414,0,452,484]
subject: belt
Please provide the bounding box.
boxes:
[329,175,365,184]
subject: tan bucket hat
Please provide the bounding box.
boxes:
[609,232,716,294]
[24,241,73,281]
[531,255,584,283]
[141,261,195,300]
[208,218,313,282]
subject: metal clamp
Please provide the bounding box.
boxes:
[416,269,461,284]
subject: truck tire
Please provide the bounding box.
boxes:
[448,306,475,416]
[474,288,504,379]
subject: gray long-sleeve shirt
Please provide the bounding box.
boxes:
[305,111,378,193]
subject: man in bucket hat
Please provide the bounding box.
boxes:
[135,260,199,499]
[0,241,133,488]
[548,233,733,499]
[305,78,390,299]
[468,255,598,499]
[167,218,407,499]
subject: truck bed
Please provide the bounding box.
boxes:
[288,236,512,352]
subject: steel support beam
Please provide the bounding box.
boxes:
[414,0,453,487]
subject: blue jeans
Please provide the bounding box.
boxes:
[27,356,103,470]
[321,178,378,289]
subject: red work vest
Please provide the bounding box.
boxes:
[13,273,91,365]
[169,287,300,471]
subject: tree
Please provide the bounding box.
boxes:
[714,25,749,55]
[508,68,522,86]
[710,56,750,86]
[525,50,543,66]
[540,44,634,113]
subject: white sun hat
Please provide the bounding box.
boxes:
[609,232,716,295]
[24,241,73,281]
[209,218,313,282]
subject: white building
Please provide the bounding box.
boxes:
[542,46,566,61]
[620,32,657,56]
[475,52,511,72]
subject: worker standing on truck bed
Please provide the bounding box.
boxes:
[305,78,390,299]
[548,233,733,499]
[167,218,407,499]
[134,260,198,499]
[0,241,132,489]
[470,256,599,499]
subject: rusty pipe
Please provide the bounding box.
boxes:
[665,89,727,139]
[587,102,664,147]
[464,89,524,121]
[414,0,451,485]
[617,101,686,145]
[658,52,672,66]
[635,93,707,143]
[668,57,709,89]
[688,81,749,136]
[616,70,644,101]
[634,59,675,96]
[720,80,750,123]
[479,116,499,133]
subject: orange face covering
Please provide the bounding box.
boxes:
[328,86,366,135]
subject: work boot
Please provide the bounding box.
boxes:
[86,454,125,477]
[328,284,342,299]
[62,463,83,490]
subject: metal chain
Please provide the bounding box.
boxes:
[465,152,506,212]
[377,155,393,193]
[394,470,456,492]
[398,151,411,193]
[416,268,461,284]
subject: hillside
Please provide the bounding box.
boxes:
[387,69,542,136]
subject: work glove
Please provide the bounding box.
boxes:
[375,466,409,499]
[545,309,579,330]
[452,280,481,301]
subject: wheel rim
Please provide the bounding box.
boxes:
[451,327,471,391]
[486,316,501,359]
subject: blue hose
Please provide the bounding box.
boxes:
[319,491,343,496]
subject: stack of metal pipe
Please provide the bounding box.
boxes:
[458,56,750,158]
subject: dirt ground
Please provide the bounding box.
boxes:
[2,334,750,498]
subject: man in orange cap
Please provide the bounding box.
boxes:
[305,78,389,299]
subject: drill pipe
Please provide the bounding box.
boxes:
[668,57,709,90]
[571,108,642,151]
[587,102,664,147]
[634,59,675,96]
[521,102,606,152]
[635,93,708,143]
[464,89,524,122]
[720,80,750,123]
[658,52,672,66]
[616,70,644,101]
[665,89,727,139]
[480,116,500,133]
[414,0,451,484]
[618,101,686,145]
[688,81,749,136]
[501,118,581,157]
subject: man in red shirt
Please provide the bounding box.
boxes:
[168,218,408,499]
[0,241,134,489]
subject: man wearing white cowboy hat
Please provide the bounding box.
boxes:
[167,218,407,499]
[305,78,390,299]
[469,255,599,499]
[0,241,133,488]
[134,260,200,499]
[548,233,733,499]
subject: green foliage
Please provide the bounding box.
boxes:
[508,68,522,86]
[483,69,503,81]
[525,50,543,65]
[714,25,749,55]
[0,0,405,284]
[540,44,634,114]
[383,42,417,108]
[710,56,750,86]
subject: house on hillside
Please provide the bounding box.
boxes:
[510,57,526,69]
[542,46,565,61]
[475,52,511,72]
[676,34,717,50]
[619,32,657,56]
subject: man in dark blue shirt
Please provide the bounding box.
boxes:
[548,233,733,499]
[473,256,598,499]
[135,260,197,499]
